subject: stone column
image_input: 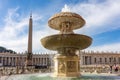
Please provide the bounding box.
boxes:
[1,57,3,65]
[89,56,91,65]
[13,57,17,66]
[83,56,85,65]
[39,58,40,65]
[46,57,49,65]
[45,57,47,65]
[34,58,36,65]
[80,54,83,65]
[39,58,41,65]
[10,57,12,66]
[91,56,93,65]
[43,57,45,65]
[87,56,89,65]
[4,57,6,66]
[6,57,8,66]
[37,58,38,65]
[3,57,4,66]
[8,57,10,66]
[31,57,33,65]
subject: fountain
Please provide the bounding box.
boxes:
[41,5,92,77]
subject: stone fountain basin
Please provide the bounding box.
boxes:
[41,34,92,50]
[48,12,85,30]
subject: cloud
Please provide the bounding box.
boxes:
[0,36,27,52]
[0,7,43,52]
[67,0,120,52]
[0,7,57,52]
[85,42,120,52]
[32,25,59,52]
[0,8,27,51]
[1,7,28,38]
[70,0,120,35]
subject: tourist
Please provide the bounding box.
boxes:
[109,65,113,73]
[114,64,119,72]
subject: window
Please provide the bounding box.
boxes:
[114,58,116,63]
[0,57,1,63]
[105,58,107,62]
[94,58,96,63]
[119,57,120,64]
[109,58,112,62]
[100,58,102,63]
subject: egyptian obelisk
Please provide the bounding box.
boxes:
[26,14,33,66]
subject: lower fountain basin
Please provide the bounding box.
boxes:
[41,34,92,50]
[5,73,120,80]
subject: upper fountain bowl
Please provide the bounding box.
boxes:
[48,12,85,30]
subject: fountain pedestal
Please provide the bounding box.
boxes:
[54,55,80,77]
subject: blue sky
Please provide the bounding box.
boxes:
[0,0,120,53]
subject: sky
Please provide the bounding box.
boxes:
[0,0,120,53]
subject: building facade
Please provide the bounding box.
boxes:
[0,52,55,67]
[0,51,120,67]
[80,51,120,65]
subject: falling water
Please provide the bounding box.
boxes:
[61,4,71,12]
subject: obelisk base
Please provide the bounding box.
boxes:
[53,55,80,77]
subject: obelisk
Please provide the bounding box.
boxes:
[26,14,33,66]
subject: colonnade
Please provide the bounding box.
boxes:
[0,51,120,67]
[0,52,55,67]
[81,51,120,65]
